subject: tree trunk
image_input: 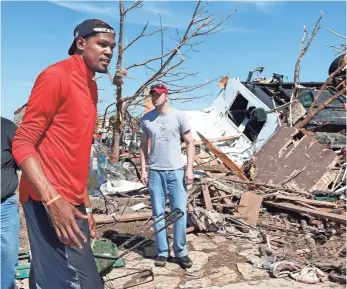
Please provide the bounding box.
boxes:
[110,128,122,164]
[110,103,125,164]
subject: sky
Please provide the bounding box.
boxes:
[1,1,346,120]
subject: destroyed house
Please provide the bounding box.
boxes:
[242,69,346,149]
[186,77,281,167]
[186,66,345,167]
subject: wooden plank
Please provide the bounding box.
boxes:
[193,155,204,165]
[212,204,243,208]
[263,201,346,224]
[197,131,248,181]
[294,201,321,211]
[181,135,240,149]
[202,184,213,210]
[218,190,233,206]
[253,127,338,191]
[276,195,336,207]
[237,191,263,226]
[188,204,205,231]
[94,211,152,224]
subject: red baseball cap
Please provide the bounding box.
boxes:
[149,83,169,95]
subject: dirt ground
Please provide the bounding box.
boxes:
[18,206,345,289]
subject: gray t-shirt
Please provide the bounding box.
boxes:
[140,109,191,170]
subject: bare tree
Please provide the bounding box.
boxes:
[288,12,323,126]
[107,0,238,163]
[326,28,347,59]
[292,22,347,129]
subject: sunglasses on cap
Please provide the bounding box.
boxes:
[150,84,166,89]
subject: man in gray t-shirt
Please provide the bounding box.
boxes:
[140,83,195,268]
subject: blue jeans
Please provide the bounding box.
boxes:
[1,194,20,289]
[148,169,188,258]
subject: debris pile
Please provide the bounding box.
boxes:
[88,122,346,286]
[87,60,346,286]
[182,127,346,285]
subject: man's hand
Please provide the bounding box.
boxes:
[47,197,89,249]
[141,170,148,186]
[185,169,194,185]
[87,213,97,239]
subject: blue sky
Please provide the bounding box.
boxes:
[1,1,346,120]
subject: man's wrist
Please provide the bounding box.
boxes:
[186,166,193,173]
[86,207,93,214]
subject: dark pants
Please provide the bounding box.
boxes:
[22,198,103,289]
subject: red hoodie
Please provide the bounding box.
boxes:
[12,55,97,205]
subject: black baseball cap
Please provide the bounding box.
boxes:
[68,19,115,55]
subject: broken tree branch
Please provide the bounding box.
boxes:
[295,56,346,129]
[109,0,238,162]
[123,22,169,52]
[293,12,324,100]
[290,12,324,126]
[327,28,347,39]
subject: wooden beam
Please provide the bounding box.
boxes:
[197,131,248,181]
[181,135,240,149]
[263,201,346,224]
[202,184,213,210]
[275,195,337,207]
[94,211,152,224]
[218,190,233,206]
[212,204,243,208]
[188,204,205,231]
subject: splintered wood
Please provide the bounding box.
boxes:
[263,201,346,224]
[202,184,212,210]
[236,191,263,226]
[252,127,339,191]
[187,128,345,237]
[197,131,248,181]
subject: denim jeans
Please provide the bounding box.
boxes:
[148,169,188,258]
[1,194,20,289]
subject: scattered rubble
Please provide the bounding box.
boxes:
[59,65,347,288]
[85,118,345,288]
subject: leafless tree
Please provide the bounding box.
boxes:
[326,28,347,56]
[288,12,323,126]
[107,0,238,163]
[289,13,347,130]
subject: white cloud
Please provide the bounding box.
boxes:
[140,1,173,17]
[234,0,281,13]
[49,1,251,34]
[50,1,116,16]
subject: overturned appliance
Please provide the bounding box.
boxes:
[186,76,281,167]
[185,59,345,168]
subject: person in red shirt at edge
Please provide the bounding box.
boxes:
[12,19,116,289]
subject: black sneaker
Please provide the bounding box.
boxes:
[177,255,193,269]
[154,256,167,267]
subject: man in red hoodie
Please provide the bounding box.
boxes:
[12,19,116,289]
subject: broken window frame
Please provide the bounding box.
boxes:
[227,92,267,142]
